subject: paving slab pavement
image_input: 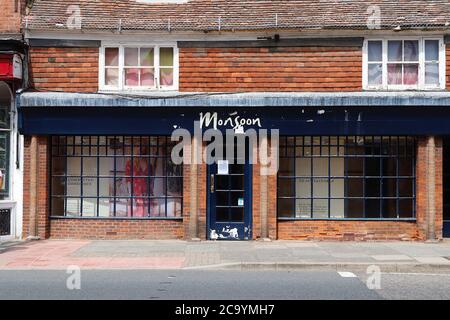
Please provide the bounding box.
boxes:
[1,239,450,271]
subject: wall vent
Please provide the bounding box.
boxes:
[0,209,11,236]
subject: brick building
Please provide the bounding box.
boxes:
[16,0,450,241]
[0,0,27,240]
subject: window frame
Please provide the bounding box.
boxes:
[363,37,445,91]
[99,43,179,92]
[0,131,10,198]
[0,84,12,199]
[49,135,183,220]
[277,136,417,221]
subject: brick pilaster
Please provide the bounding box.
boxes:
[22,135,50,239]
[416,136,443,241]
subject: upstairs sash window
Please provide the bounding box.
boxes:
[100,45,178,91]
[364,38,444,90]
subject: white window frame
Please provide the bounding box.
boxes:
[99,43,179,92]
[363,37,445,91]
[0,82,16,240]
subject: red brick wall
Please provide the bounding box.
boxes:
[22,136,30,238]
[416,137,443,240]
[446,44,450,90]
[26,44,450,93]
[252,142,278,240]
[29,47,99,92]
[22,135,50,239]
[198,160,207,239]
[0,0,25,33]
[28,45,362,93]
[179,46,362,92]
[49,219,183,240]
[252,160,261,239]
[277,220,419,241]
[182,163,192,239]
[268,170,277,239]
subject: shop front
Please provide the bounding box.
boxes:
[18,92,448,241]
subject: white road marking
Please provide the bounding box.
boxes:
[371,255,413,261]
[414,257,450,264]
[383,272,450,277]
[338,271,357,278]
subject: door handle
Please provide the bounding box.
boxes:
[210,174,215,193]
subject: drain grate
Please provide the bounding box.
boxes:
[0,209,11,236]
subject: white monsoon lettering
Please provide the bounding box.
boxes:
[199,112,262,130]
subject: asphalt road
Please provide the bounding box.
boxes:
[0,269,449,300]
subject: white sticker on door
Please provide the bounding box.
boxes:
[217,160,229,175]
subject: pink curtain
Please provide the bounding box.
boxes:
[125,155,149,217]
[388,64,418,85]
[125,68,139,86]
[160,69,174,86]
[403,65,418,85]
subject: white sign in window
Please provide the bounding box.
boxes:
[217,160,229,175]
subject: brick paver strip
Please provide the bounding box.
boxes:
[1,240,450,270]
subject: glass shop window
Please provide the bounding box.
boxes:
[50,136,183,219]
[278,136,416,220]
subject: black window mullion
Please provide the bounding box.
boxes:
[412,138,417,218]
[362,137,366,219]
[164,136,168,218]
[96,136,100,217]
[293,137,297,218]
[343,136,348,218]
[64,137,68,217]
[327,136,331,219]
[148,136,151,217]
[49,139,54,216]
[396,137,400,219]
[310,136,313,219]
[379,137,383,219]
[80,136,84,217]
[130,136,134,218]
[113,136,117,217]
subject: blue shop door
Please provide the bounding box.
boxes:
[207,144,252,240]
[444,221,450,238]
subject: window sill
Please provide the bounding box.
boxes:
[363,87,445,92]
[277,218,416,222]
[98,89,180,95]
[50,216,183,221]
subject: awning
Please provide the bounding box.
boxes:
[18,91,450,108]
[17,91,450,136]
